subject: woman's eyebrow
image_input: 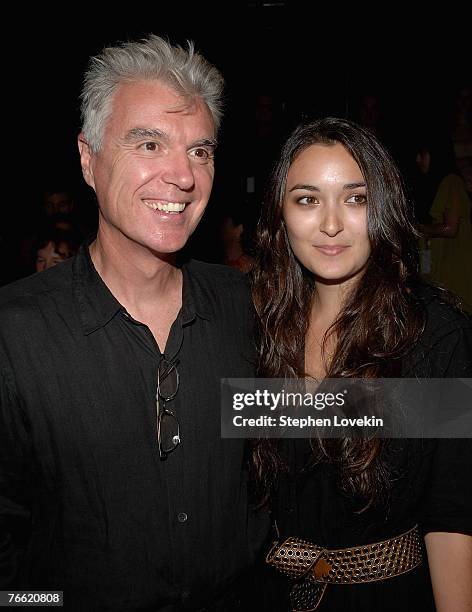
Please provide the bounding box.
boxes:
[288,184,321,192]
[343,182,366,189]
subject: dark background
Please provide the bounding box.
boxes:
[4,2,470,268]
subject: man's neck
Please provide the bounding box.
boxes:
[90,229,181,315]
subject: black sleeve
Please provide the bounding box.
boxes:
[421,321,472,535]
[0,360,32,586]
[421,439,472,535]
[434,324,472,377]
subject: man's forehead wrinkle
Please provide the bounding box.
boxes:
[163,99,200,117]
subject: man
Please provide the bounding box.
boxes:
[41,189,75,218]
[0,35,266,610]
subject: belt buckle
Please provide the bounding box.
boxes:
[312,551,332,581]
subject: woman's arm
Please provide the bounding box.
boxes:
[418,208,460,238]
[425,531,472,612]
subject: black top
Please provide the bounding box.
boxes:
[0,244,267,611]
[270,289,472,611]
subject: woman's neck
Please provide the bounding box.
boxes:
[305,281,354,379]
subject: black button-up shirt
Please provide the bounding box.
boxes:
[0,245,266,611]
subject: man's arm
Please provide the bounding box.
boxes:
[0,364,32,586]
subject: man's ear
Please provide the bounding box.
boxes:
[78,134,96,190]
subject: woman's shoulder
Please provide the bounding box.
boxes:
[404,283,472,376]
[436,173,470,203]
[414,283,470,331]
[440,173,467,190]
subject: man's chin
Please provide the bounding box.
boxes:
[145,238,189,259]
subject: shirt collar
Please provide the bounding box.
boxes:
[73,243,213,335]
[180,263,213,324]
[73,243,122,335]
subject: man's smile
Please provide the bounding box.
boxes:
[142,199,188,214]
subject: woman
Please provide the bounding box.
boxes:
[252,118,472,611]
[34,226,80,272]
[413,139,472,312]
[220,201,256,273]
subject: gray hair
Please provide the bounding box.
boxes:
[80,34,224,152]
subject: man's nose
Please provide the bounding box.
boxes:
[161,151,195,191]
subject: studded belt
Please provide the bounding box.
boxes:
[266,525,423,611]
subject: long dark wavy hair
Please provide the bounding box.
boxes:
[251,117,426,509]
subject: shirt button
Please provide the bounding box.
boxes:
[177,512,188,523]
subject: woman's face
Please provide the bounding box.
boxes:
[283,143,371,288]
[35,241,71,272]
[415,149,431,174]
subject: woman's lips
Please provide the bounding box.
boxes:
[314,245,349,256]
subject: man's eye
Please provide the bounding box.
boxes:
[141,142,159,152]
[190,148,212,160]
[346,194,367,205]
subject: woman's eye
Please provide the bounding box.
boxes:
[297,196,318,205]
[346,194,367,205]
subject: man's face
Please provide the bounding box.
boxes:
[42,192,74,216]
[79,80,216,255]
